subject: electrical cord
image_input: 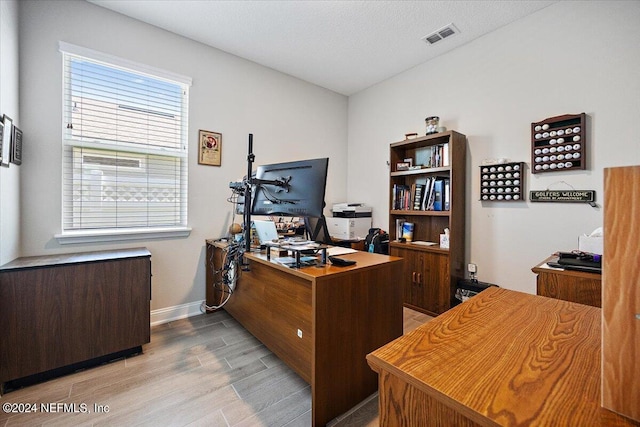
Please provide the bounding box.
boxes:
[201,240,243,312]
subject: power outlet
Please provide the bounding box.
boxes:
[467,263,477,274]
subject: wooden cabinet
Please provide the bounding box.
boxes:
[388,131,466,316]
[393,245,449,315]
[602,165,640,422]
[0,248,151,392]
[532,255,601,307]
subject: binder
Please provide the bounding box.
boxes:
[443,178,450,211]
[433,179,443,211]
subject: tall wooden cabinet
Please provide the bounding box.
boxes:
[389,131,466,316]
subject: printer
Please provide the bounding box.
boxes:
[327,203,372,240]
[331,203,372,218]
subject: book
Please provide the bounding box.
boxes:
[433,178,444,211]
[396,218,405,241]
[413,184,424,210]
[442,143,450,166]
[443,178,450,210]
[425,178,437,210]
[420,177,431,210]
[410,183,417,210]
[393,184,410,210]
[401,222,415,242]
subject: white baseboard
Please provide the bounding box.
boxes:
[150,300,205,326]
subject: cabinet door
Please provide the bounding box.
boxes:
[391,247,415,305]
[391,247,450,315]
[421,253,450,314]
[407,251,425,309]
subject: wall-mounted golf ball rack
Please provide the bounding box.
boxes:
[531,113,586,174]
[480,162,525,201]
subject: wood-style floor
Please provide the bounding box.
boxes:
[0,307,432,427]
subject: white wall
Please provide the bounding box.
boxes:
[0,0,21,265]
[18,0,348,313]
[347,1,640,294]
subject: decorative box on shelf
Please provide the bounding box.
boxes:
[531,113,586,174]
[479,162,524,201]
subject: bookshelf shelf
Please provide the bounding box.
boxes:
[390,166,450,177]
[390,210,449,217]
[389,130,467,316]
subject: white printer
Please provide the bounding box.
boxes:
[327,203,372,240]
[331,203,372,218]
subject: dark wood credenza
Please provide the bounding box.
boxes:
[0,248,151,393]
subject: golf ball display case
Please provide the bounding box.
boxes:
[531,113,586,174]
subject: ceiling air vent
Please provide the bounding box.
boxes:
[421,23,460,45]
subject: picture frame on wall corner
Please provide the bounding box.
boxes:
[0,122,4,165]
[11,125,22,166]
[198,129,222,166]
[1,115,13,167]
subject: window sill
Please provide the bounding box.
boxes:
[55,227,192,245]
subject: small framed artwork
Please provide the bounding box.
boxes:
[1,115,12,167]
[396,162,410,171]
[0,122,4,165]
[11,126,22,165]
[198,129,222,166]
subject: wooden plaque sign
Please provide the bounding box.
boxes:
[530,190,595,203]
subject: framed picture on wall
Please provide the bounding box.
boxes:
[1,115,13,167]
[0,122,4,165]
[198,129,222,166]
[11,125,22,165]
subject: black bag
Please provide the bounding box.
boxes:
[365,228,389,255]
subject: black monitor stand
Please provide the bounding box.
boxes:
[242,133,289,257]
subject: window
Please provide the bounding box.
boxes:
[58,42,191,243]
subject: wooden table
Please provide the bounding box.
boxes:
[367,287,639,426]
[532,255,601,307]
[224,250,404,426]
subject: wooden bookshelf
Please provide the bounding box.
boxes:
[388,131,466,316]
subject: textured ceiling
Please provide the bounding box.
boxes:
[88,0,557,96]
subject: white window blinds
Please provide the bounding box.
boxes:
[60,42,191,232]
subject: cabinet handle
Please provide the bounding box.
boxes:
[412,272,416,283]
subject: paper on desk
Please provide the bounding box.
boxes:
[542,263,564,270]
[327,246,358,256]
[274,257,297,266]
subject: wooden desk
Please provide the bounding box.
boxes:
[532,255,601,307]
[367,287,639,426]
[224,250,404,426]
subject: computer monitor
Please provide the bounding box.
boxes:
[304,216,333,244]
[251,158,329,218]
